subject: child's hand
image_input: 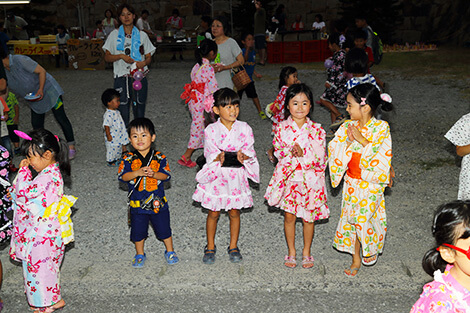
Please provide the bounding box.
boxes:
[291,143,303,157]
[325,82,331,89]
[19,159,30,168]
[107,134,113,142]
[237,150,249,164]
[0,114,6,121]
[388,165,395,188]
[140,166,154,178]
[214,152,225,164]
[347,124,368,146]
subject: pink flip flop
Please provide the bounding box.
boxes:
[177,155,197,168]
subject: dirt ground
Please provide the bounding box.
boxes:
[1,52,469,312]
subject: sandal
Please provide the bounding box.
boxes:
[284,255,297,268]
[203,245,216,264]
[164,250,180,265]
[301,256,314,269]
[344,267,360,277]
[227,246,243,263]
[362,254,378,266]
[330,115,347,128]
[177,155,197,168]
[132,253,146,268]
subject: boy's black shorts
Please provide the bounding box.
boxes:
[237,81,258,99]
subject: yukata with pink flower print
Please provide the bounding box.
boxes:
[265,116,329,222]
[192,119,259,211]
[0,145,12,244]
[181,59,218,150]
[9,163,75,309]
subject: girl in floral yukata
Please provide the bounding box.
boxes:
[411,200,470,312]
[179,39,218,168]
[193,88,259,264]
[265,83,329,269]
[328,83,393,277]
[10,129,77,313]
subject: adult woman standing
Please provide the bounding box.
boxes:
[102,9,118,37]
[103,3,155,126]
[1,50,76,158]
[211,16,244,90]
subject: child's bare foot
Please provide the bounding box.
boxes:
[344,257,361,277]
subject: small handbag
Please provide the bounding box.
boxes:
[231,65,251,91]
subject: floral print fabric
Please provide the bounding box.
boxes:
[444,112,470,200]
[265,116,329,222]
[268,85,288,133]
[328,117,392,256]
[410,265,470,312]
[0,145,11,244]
[10,163,76,308]
[321,49,348,108]
[193,119,260,211]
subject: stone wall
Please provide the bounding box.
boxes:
[8,0,470,45]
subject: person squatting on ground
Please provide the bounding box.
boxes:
[118,118,179,268]
[10,128,77,313]
[103,3,156,126]
[264,83,329,269]
[317,32,348,128]
[266,66,299,164]
[445,112,470,200]
[411,200,470,312]
[192,88,260,264]
[237,32,266,120]
[179,39,218,168]
[328,83,393,277]
[101,88,129,167]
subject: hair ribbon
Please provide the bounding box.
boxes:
[360,97,367,106]
[380,93,392,103]
[14,130,32,141]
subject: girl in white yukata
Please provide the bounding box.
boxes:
[265,83,329,269]
[193,88,259,264]
[179,39,218,168]
[445,112,470,200]
[10,129,77,313]
[328,83,393,277]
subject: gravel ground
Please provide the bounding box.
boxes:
[0,58,468,313]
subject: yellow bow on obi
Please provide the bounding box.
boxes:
[42,195,78,245]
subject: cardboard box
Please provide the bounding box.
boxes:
[67,39,105,70]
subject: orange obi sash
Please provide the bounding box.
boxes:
[347,152,362,179]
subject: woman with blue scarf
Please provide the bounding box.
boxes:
[103,3,155,126]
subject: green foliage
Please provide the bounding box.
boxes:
[232,0,276,37]
[338,0,403,44]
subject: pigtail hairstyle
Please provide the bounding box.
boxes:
[278,66,297,90]
[284,83,313,119]
[349,83,393,116]
[195,39,218,65]
[20,128,71,176]
[422,200,470,276]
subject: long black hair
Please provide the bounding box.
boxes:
[284,83,313,119]
[278,66,297,90]
[195,39,217,65]
[20,128,71,176]
[422,200,470,276]
[349,83,393,116]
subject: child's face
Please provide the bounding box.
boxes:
[355,18,366,28]
[243,35,255,48]
[27,149,53,173]
[129,127,155,155]
[286,72,300,87]
[287,92,311,123]
[213,102,239,128]
[346,93,369,121]
[328,42,339,52]
[107,96,120,110]
[97,23,103,29]
[354,38,366,49]
[444,237,470,281]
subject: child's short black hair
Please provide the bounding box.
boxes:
[201,15,212,26]
[101,88,120,108]
[240,31,253,42]
[141,9,149,15]
[213,88,240,109]
[345,48,369,74]
[95,20,102,26]
[128,117,156,136]
[354,29,367,40]
[284,83,314,118]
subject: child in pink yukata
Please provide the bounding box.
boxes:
[179,39,218,168]
[10,129,77,313]
[193,88,259,264]
[266,66,299,163]
[411,200,470,312]
[265,83,329,269]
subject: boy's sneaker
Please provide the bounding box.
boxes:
[132,253,146,268]
[164,251,179,265]
[259,111,267,120]
[68,148,76,160]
